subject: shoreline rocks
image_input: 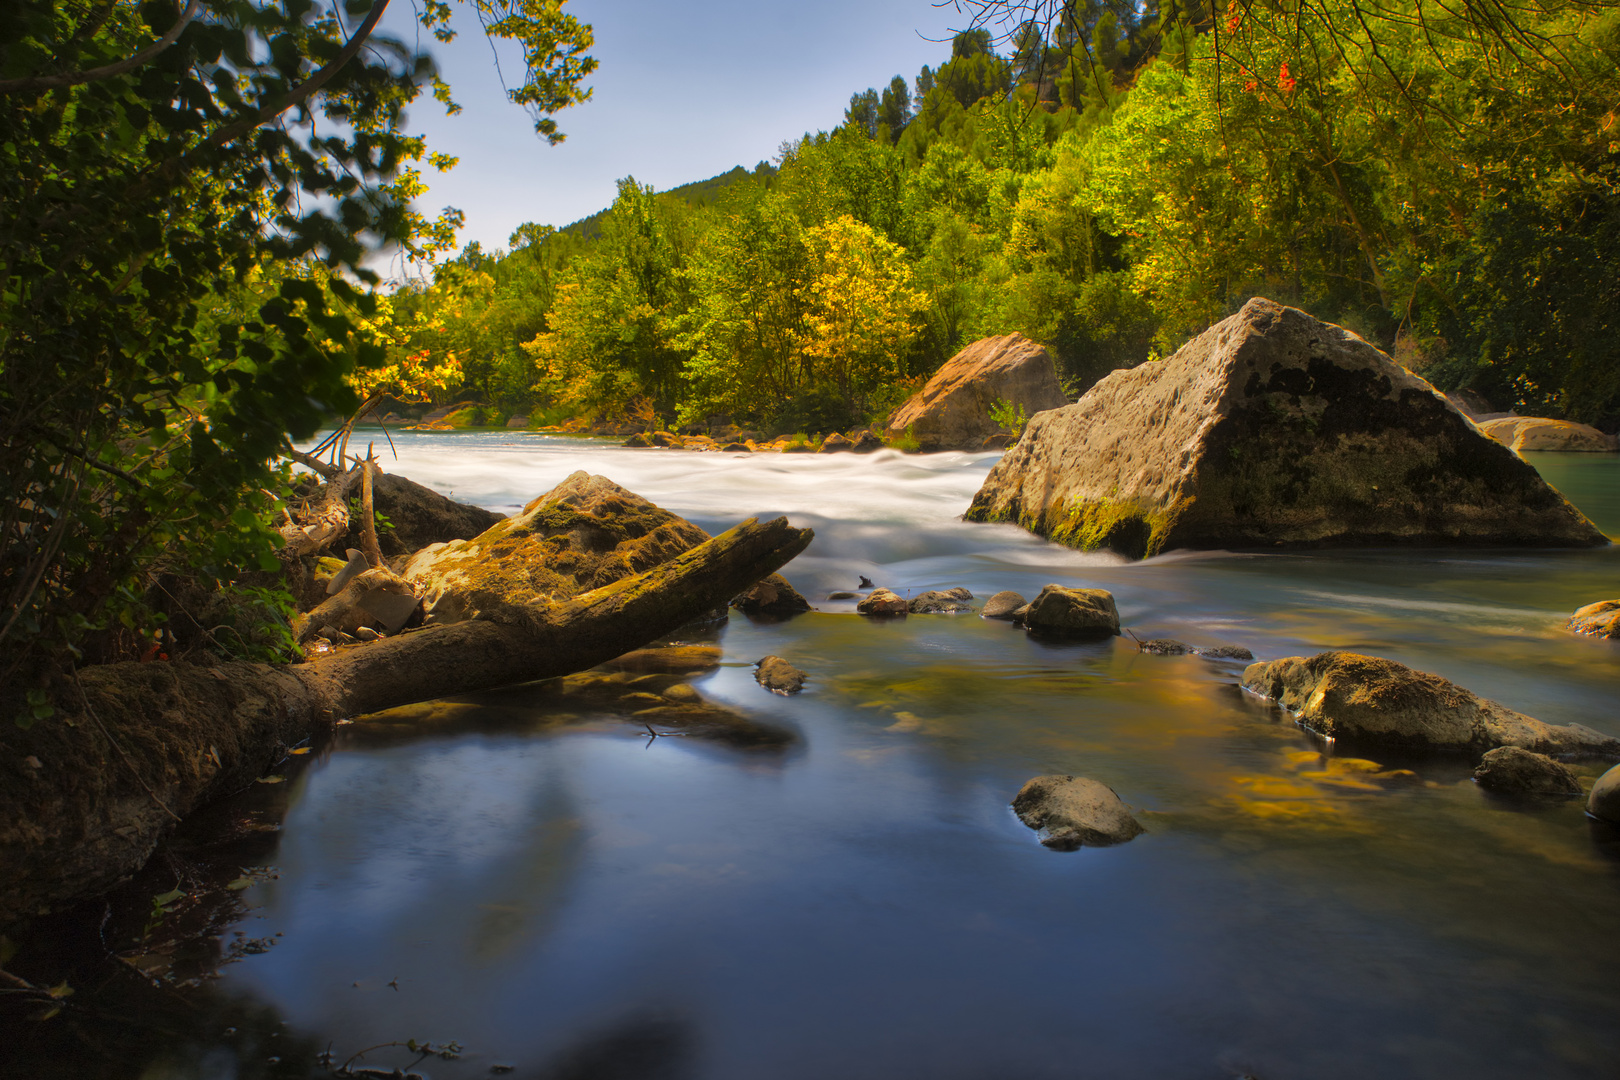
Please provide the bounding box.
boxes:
[965,298,1607,559]
[884,333,1069,452]
[1012,775,1145,849]
[1242,651,1620,756]
[1590,764,1620,824]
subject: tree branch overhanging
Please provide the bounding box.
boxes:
[0,0,202,96]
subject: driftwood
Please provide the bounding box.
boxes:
[0,515,813,925]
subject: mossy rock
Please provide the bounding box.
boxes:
[403,471,711,623]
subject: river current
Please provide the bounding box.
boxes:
[18,434,1620,1079]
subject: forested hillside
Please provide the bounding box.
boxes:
[382,0,1620,437]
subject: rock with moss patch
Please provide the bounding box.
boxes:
[624,432,652,448]
[1020,585,1119,637]
[966,298,1606,559]
[403,471,711,624]
[1242,651,1620,756]
[1012,775,1144,849]
[819,433,855,453]
[1472,746,1583,795]
[733,573,811,616]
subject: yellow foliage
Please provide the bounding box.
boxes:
[797,216,925,400]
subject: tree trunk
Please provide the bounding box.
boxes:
[0,516,813,925]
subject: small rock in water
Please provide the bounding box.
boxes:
[721,441,751,452]
[819,433,855,453]
[1590,763,1620,824]
[1194,645,1254,660]
[1012,775,1145,850]
[908,587,974,614]
[1137,638,1190,655]
[755,655,806,694]
[851,430,885,453]
[1020,584,1120,637]
[623,432,652,448]
[858,575,874,589]
[1568,599,1620,639]
[856,588,908,616]
[827,591,857,600]
[732,573,811,616]
[661,683,701,704]
[1472,746,1582,795]
[351,626,381,642]
[980,591,1025,619]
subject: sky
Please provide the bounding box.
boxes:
[380,0,982,257]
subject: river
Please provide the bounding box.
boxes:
[11,433,1620,1079]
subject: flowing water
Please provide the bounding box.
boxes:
[12,434,1620,1079]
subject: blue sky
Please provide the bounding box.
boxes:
[383,0,975,256]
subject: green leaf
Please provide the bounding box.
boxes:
[152,889,184,906]
[225,877,253,891]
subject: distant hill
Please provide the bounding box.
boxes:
[559,163,776,240]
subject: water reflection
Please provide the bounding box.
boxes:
[10,436,1620,1079]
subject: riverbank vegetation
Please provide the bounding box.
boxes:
[387,0,1620,441]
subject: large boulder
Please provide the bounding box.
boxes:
[966,299,1606,558]
[1476,417,1618,453]
[1242,651,1620,756]
[1012,775,1145,849]
[403,471,711,624]
[884,333,1069,452]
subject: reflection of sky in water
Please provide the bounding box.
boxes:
[235,435,1620,1079]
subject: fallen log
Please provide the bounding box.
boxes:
[0,515,813,926]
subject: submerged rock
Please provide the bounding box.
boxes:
[1020,585,1120,637]
[966,298,1606,559]
[1472,746,1583,795]
[1590,764,1620,824]
[980,590,1026,619]
[755,655,807,694]
[1477,417,1618,453]
[403,471,711,624]
[1242,651,1620,756]
[856,588,908,616]
[732,573,812,616]
[1138,638,1190,655]
[884,333,1069,452]
[600,645,723,675]
[908,587,973,614]
[827,591,858,600]
[1568,600,1620,639]
[1012,775,1145,849]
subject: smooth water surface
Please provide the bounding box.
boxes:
[33,434,1620,1078]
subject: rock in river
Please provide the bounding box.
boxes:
[755,655,807,695]
[884,333,1069,452]
[1012,775,1145,850]
[733,573,812,616]
[965,298,1606,558]
[1019,584,1120,637]
[909,587,973,614]
[1568,600,1620,639]
[981,590,1025,619]
[1590,763,1620,825]
[1242,651,1620,756]
[1472,746,1583,796]
[856,588,909,616]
